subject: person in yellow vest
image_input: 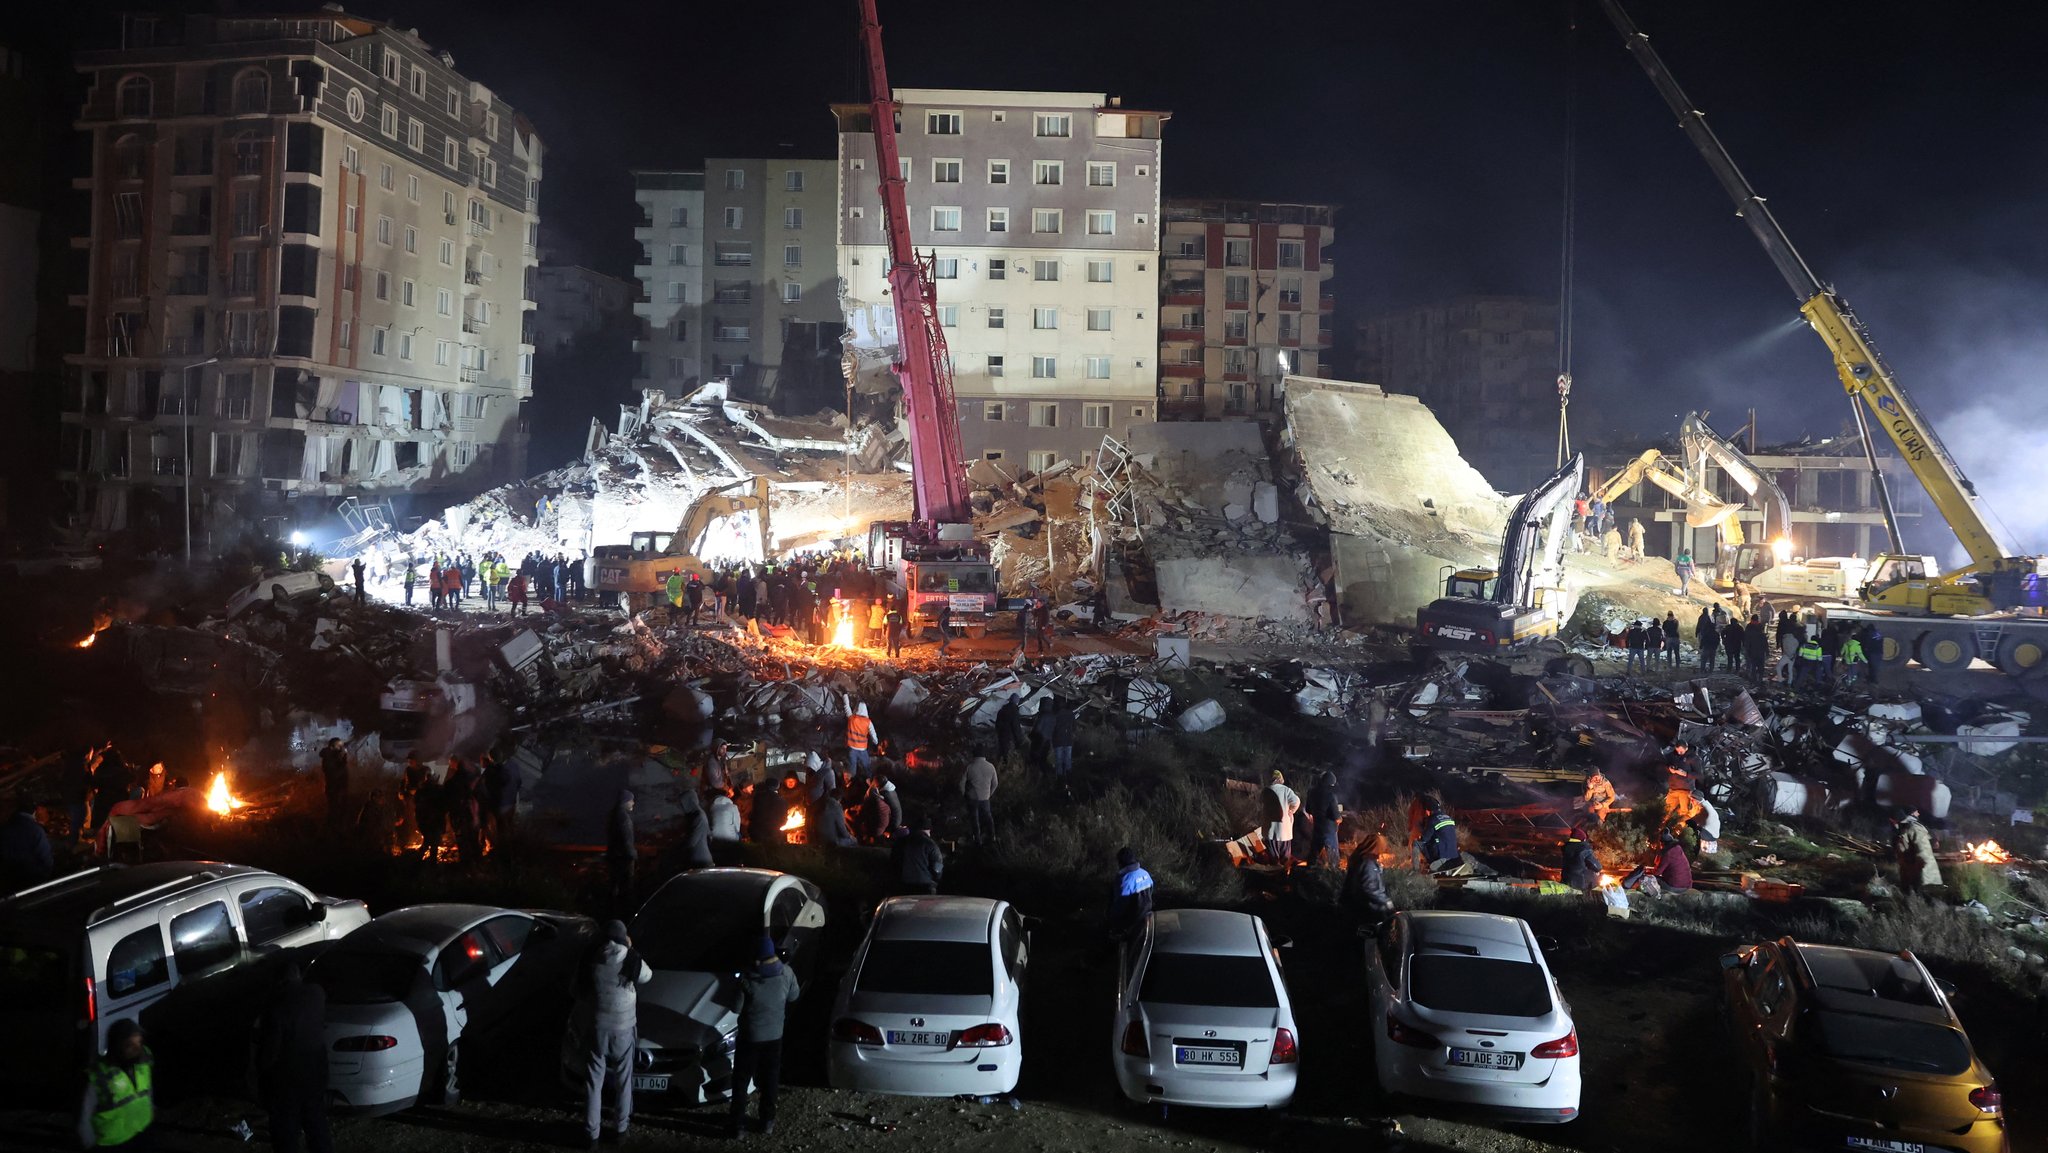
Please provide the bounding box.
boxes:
[78,1018,154,1148]
[846,702,879,779]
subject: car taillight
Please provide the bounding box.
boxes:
[1270,1027,1298,1064]
[83,978,97,1027]
[1120,1021,1149,1058]
[1969,1085,2002,1114]
[332,1035,398,1052]
[1386,1017,1440,1049]
[954,1023,1013,1048]
[831,1018,883,1046]
[1530,1030,1578,1059]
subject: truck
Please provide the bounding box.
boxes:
[1417,454,1584,657]
[593,476,771,613]
[1603,0,2048,687]
[865,520,998,638]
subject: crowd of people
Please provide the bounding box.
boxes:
[1608,599,1880,693]
[399,550,590,615]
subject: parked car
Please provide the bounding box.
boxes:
[0,862,369,1102]
[225,570,333,617]
[1112,909,1298,1110]
[828,896,1029,1097]
[0,548,102,579]
[1364,910,1580,1123]
[311,904,594,1114]
[1721,937,2008,1153]
[561,867,826,1105]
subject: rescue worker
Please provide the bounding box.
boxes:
[508,572,529,617]
[1891,806,1942,895]
[960,755,998,845]
[1697,607,1720,670]
[578,920,651,1147]
[403,560,418,606]
[256,962,332,1153]
[1743,614,1771,680]
[1793,631,1825,689]
[1106,846,1155,948]
[1858,622,1887,686]
[845,703,878,778]
[934,601,953,656]
[891,810,944,894]
[1581,767,1618,824]
[1422,799,1460,868]
[685,571,705,626]
[665,569,685,624]
[1343,832,1394,927]
[728,934,800,1138]
[413,765,446,862]
[1261,770,1302,870]
[350,557,365,607]
[1627,517,1646,560]
[1561,825,1601,892]
[605,790,636,913]
[885,600,906,658]
[1838,631,1869,687]
[78,1019,154,1149]
[429,560,444,610]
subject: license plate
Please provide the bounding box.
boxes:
[1174,1046,1243,1067]
[887,1029,949,1047]
[632,1075,670,1092]
[1845,1140,1922,1153]
[1449,1048,1524,1070]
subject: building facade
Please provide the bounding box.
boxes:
[836,89,1166,472]
[530,264,631,355]
[1158,199,1334,421]
[702,158,841,404]
[62,11,541,540]
[631,169,703,393]
[1356,295,1558,491]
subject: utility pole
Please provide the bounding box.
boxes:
[182,356,219,565]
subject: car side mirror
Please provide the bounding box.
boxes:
[1935,978,1959,1001]
[1536,935,1560,955]
[303,903,327,924]
[1269,934,1294,950]
[1718,951,1747,971]
[533,920,558,941]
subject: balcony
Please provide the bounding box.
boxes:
[713,254,752,268]
[468,220,488,237]
[152,456,185,477]
[462,318,482,333]
[464,267,483,285]
[221,398,252,420]
[460,365,483,384]
[1159,326,1203,341]
[1160,363,1202,380]
[634,209,654,228]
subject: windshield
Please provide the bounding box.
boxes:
[1805,1011,1972,1075]
[1139,953,1277,1008]
[854,939,993,997]
[310,948,422,1004]
[1410,955,1552,1017]
[635,884,765,972]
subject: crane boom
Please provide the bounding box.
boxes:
[857,0,971,524]
[1599,0,2022,575]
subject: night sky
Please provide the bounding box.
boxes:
[18,1,2048,550]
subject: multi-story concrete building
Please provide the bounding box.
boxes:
[836,89,1167,472]
[530,264,631,355]
[630,169,703,393]
[1356,295,1558,490]
[702,157,840,404]
[1158,199,1335,421]
[61,11,541,540]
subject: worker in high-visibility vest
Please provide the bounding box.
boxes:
[78,1018,154,1148]
[846,702,879,779]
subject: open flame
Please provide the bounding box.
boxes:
[76,632,98,649]
[1966,840,2013,864]
[781,807,806,833]
[1596,872,1620,889]
[830,615,855,648]
[206,771,245,815]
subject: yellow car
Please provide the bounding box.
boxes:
[1720,938,2008,1153]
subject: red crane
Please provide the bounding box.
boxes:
[856,0,971,525]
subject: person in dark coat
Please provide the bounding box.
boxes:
[674,788,713,868]
[1696,609,1719,670]
[1046,698,1077,780]
[1743,615,1771,680]
[62,744,93,844]
[256,962,332,1153]
[1105,846,1155,947]
[1306,771,1341,867]
[993,694,1024,765]
[0,796,55,891]
[443,758,481,862]
[89,748,133,835]
[891,811,944,894]
[1721,618,1745,671]
[350,558,365,607]
[728,934,801,1137]
[748,782,787,845]
[481,753,518,848]
[1560,825,1602,891]
[606,790,636,913]
[318,739,348,827]
[412,768,446,862]
[1648,830,1693,891]
[1662,612,1681,668]
[814,793,857,847]
[1343,832,1394,927]
[1421,800,1459,867]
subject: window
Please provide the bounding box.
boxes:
[376,216,392,245]
[1278,240,1304,269]
[1279,314,1300,342]
[231,190,261,236]
[344,204,359,233]
[669,243,689,265]
[436,339,453,366]
[1225,347,1248,375]
[988,159,1009,185]
[1278,276,1302,305]
[783,207,803,229]
[233,69,269,115]
[667,282,685,303]
[371,327,387,355]
[783,244,801,266]
[783,168,806,192]
[338,321,351,349]
[899,157,911,181]
[987,207,1009,233]
[1034,113,1071,137]
[439,238,454,265]
[446,86,461,116]
[404,225,417,254]
[1033,259,1059,282]
[396,331,413,360]
[345,87,364,122]
[381,49,401,83]
[985,356,1004,378]
[669,318,688,340]
[1176,237,1202,258]
[373,271,389,301]
[1225,238,1251,267]
[1086,210,1114,236]
[723,206,743,229]
[984,401,1006,421]
[401,278,415,307]
[926,111,962,135]
[104,926,168,999]
[1224,274,1250,304]
[1029,400,1058,424]
[931,159,961,183]
[666,356,689,378]
[343,145,359,172]
[933,257,959,278]
[1086,308,1112,332]
[713,242,751,266]
[1031,357,1058,381]
[987,307,1006,328]
[988,258,1006,280]
[937,304,958,327]
[169,903,239,976]
[380,104,397,138]
[847,206,863,219]
[783,282,802,303]
[1087,259,1114,283]
[407,173,419,201]
[1033,307,1058,330]
[714,320,750,342]
[1033,209,1062,234]
[1225,311,1248,340]
[1083,402,1112,426]
[117,75,152,118]
[931,207,961,232]
[443,138,459,169]
[1087,161,1116,187]
[407,118,423,152]
[436,288,452,315]
[1033,160,1063,186]
[230,250,258,295]
[724,168,744,190]
[484,111,499,141]
[377,163,394,191]
[1084,357,1112,381]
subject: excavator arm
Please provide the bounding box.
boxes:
[1497,454,1585,608]
[1680,411,1790,546]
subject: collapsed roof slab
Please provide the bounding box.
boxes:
[1157,554,1315,621]
[1125,420,1268,517]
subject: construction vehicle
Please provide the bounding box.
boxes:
[852,0,999,635]
[594,476,771,613]
[1603,1,2048,684]
[1417,454,1585,658]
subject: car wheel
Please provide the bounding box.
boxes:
[439,1041,461,1107]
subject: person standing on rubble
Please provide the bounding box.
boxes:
[444,757,482,862]
[685,571,706,626]
[1622,620,1646,674]
[1743,615,1770,681]
[961,754,998,845]
[1262,770,1303,871]
[403,559,418,607]
[675,786,715,867]
[1793,631,1825,689]
[1571,497,1588,550]
[1307,771,1342,868]
[1344,832,1394,927]
[606,790,637,912]
[1819,621,1843,684]
[885,599,906,658]
[508,571,529,618]
[351,557,365,607]
[1721,616,1745,672]
[429,560,443,611]
[483,752,519,847]
[892,810,945,894]
[414,765,447,862]
[318,738,349,828]
[934,601,954,656]
[1662,611,1681,668]
[846,703,879,778]
[1627,518,1646,561]
[1891,806,1942,895]
[1674,548,1697,595]
[1561,825,1601,891]
[1045,697,1077,782]
[1838,630,1869,687]
[1696,608,1719,671]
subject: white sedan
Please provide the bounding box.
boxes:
[1113,909,1298,1110]
[828,896,1028,1097]
[1365,910,1580,1123]
[310,904,594,1114]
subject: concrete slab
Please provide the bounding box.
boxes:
[1126,421,1268,515]
[1156,554,1313,620]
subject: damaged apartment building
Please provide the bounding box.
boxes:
[60,11,542,536]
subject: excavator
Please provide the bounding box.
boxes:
[594,476,771,613]
[1417,454,1585,661]
[1603,0,2048,685]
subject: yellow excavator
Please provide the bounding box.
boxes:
[1603,1,2048,684]
[593,476,772,613]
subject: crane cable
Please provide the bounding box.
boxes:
[1556,2,1579,469]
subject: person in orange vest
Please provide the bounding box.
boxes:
[428,561,444,611]
[508,572,529,617]
[845,703,878,779]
